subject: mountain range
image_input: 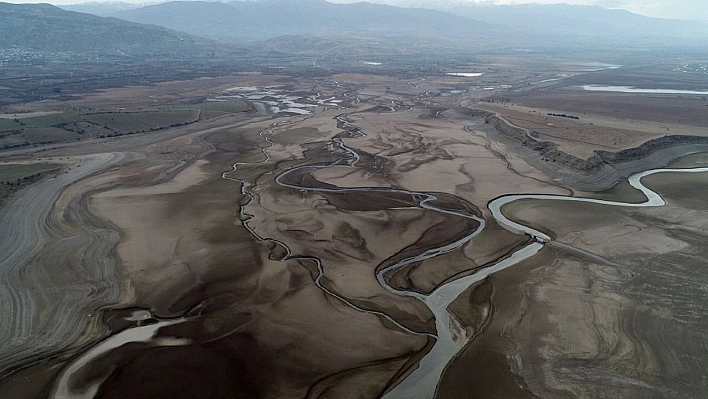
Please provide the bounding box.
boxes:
[413,1,708,40]
[3,0,708,59]
[109,0,496,43]
[0,2,219,57]
[98,0,708,53]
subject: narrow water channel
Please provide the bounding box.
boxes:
[49,115,708,399]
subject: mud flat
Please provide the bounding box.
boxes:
[0,152,124,376]
[85,119,439,398]
[2,79,563,397]
[0,104,271,381]
[3,70,708,399]
[221,105,573,398]
[440,167,708,398]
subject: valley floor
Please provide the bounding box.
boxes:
[1,69,707,398]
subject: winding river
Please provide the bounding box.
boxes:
[47,114,708,399]
[230,116,708,399]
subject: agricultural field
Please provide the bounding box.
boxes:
[0,162,62,205]
[0,162,61,183]
[0,119,22,133]
[0,108,203,149]
[83,109,200,133]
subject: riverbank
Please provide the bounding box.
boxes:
[439,166,708,398]
[469,107,708,191]
[3,71,708,399]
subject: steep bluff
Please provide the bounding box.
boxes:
[466,108,708,175]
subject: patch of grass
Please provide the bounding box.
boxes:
[24,127,80,143]
[0,131,27,148]
[84,110,199,133]
[0,163,62,182]
[1,108,203,150]
[0,119,23,132]
[21,112,83,128]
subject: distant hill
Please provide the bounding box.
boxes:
[381,1,708,42]
[112,0,496,43]
[112,1,245,41]
[106,0,708,53]
[0,2,218,57]
[61,1,154,16]
[442,3,708,40]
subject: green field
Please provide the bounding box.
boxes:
[0,109,199,148]
[0,119,23,132]
[0,101,250,150]
[21,112,85,128]
[0,163,62,182]
[0,131,27,147]
[84,110,200,133]
[24,127,81,143]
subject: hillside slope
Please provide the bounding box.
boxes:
[0,2,217,56]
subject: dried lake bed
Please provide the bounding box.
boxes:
[1,68,708,398]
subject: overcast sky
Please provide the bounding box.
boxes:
[6,0,708,22]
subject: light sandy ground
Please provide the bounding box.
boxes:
[0,152,125,376]
[482,176,708,398]
[478,102,708,159]
[94,159,211,197]
[338,108,567,213]
[0,111,267,379]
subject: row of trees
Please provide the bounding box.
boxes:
[547,113,579,120]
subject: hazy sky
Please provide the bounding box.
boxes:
[486,0,708,21]
[5,0,708,22]
[376,0,708,21]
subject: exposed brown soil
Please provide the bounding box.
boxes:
[3,65,708,399]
